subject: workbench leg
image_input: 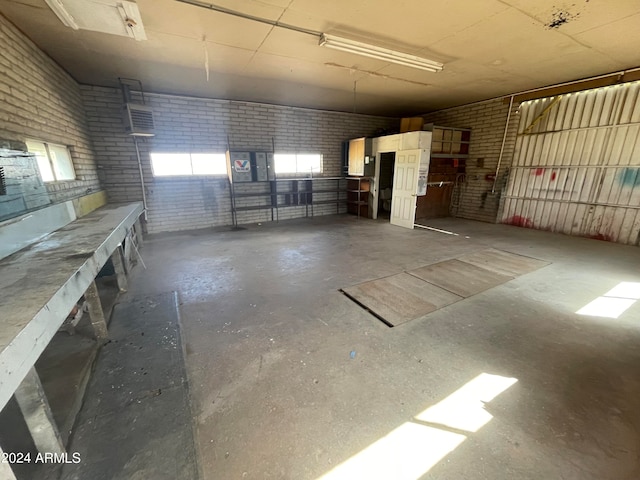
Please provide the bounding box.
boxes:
[14,367,65,455]
[85,280,109,341]
[123,231,133,273]
[111,247,128,293]
[0,446,17,480]
[134,218,144,247]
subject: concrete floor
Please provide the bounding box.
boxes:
[123,214,640,480]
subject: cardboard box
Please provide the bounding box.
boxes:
[400,117,424,133]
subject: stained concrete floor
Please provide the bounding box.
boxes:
[122,214,640,480]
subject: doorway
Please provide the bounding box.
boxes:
[377,153,395,219]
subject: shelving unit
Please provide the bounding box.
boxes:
[346,176,371,219]
[430,126,471,157]
[417,126,471,219]
[229,176,348,226]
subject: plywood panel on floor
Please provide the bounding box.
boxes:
[408,259,513,298]
[342,272,462,326]
[457,248,549,277]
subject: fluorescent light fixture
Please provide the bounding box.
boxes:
[320,34,443,73]
[44,0,79,30]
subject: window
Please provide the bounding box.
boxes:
[150,153,227,176]
[26,140,75,182]
[274,153,322,174]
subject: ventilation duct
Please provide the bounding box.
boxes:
[123,104,155,137]
[119,78,155,137]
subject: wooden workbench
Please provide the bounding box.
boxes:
[0,202,143,478]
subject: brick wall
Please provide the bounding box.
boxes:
[0,14,101,204]
[422,98,521,222]
[81,85,397,233]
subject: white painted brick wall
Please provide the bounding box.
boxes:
[0,15,101,203]
[81,86,396,233]
[423,98,521,223]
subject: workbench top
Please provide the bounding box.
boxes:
[0,202,143,409]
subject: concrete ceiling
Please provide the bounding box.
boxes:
[1,0,639,116]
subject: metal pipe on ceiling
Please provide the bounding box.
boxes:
[174,0,321,38]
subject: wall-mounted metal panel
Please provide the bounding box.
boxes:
[501,81,640,245]
[0,149,50,222]
[255,152,273,182]
[229,151,252,183]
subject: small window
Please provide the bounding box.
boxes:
[150,153,227,176]
[26,140,75,182]
[274,153,322,174]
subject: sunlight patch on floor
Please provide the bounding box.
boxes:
[576,282,640,319]
[415,373,518,433]
[317,373,517,480]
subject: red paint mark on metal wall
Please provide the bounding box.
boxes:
[533,168,545,176]
[588,233,613,242]
[505,216,535,228]
[551,172,557,181]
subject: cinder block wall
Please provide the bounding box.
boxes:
[81,86,397,233]
[0,14,101,203]
[423,98,521,222]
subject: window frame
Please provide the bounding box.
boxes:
[150,152,228,177]
[273,152,323,175]
[25,140,76,183]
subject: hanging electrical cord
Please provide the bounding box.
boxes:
[203,35,210,81]
[353,80,357,114]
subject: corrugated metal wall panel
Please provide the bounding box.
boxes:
[501,81,640,245]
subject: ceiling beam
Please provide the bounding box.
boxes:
[507,67,640,103]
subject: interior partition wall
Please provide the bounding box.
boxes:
[500,81,640,245]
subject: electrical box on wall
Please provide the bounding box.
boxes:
[254,152,274,182]
[227,151,274,183]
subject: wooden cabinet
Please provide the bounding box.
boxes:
[348,138,365,176]
[348,137,373,176]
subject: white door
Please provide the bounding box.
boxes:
[390,149,421,229]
